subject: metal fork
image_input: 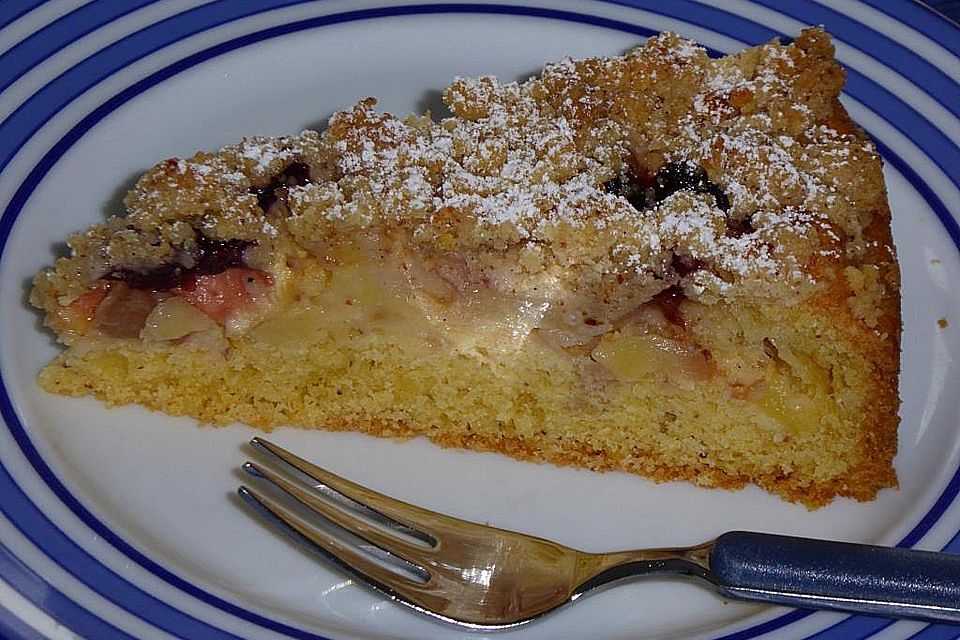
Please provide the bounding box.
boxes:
[237,437,960,628]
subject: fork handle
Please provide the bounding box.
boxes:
[708,531,960,623]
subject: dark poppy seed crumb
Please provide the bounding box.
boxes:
[603,161,730,213]
[250,161,312,212]
[104,233,252,291]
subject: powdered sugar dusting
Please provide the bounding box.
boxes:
[239,137,295,176]
[305,31,872,300]
[133,29,886,307]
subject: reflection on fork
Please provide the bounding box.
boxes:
[238,437,960,628]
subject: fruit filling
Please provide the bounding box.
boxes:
[104,234,253,291]
[71,232,271,339]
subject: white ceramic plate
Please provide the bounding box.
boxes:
[1,1,959,639]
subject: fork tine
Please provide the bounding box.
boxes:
[242,461,433,566]
[250,437,462,536]
[237,484,429,594]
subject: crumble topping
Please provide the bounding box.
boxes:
[33,27,896,335]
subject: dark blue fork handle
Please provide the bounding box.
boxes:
[709,531,960,624]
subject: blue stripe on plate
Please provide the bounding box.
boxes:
[927,0,960,22]
[857,0,960,57]
[908,623,960,640]
[711,610,811,640]
[748,0,960,140]
[0,0,302,172]
[0,539,134,640]
[601,0,775,43]
[0,0,48,33]
[945,525,960,552]
[0,1,669,175]
[805,618,894,640]
[0,601,53,640]
[890,345,960,548]
[0,0,161,95]
[1,3,959,640]
[0,460,245,640]
[845,66,960,192]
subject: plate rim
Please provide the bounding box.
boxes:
[1,2,959,639]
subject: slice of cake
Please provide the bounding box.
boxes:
[31,28,900,507]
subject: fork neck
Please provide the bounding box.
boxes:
[574,540,715,593]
